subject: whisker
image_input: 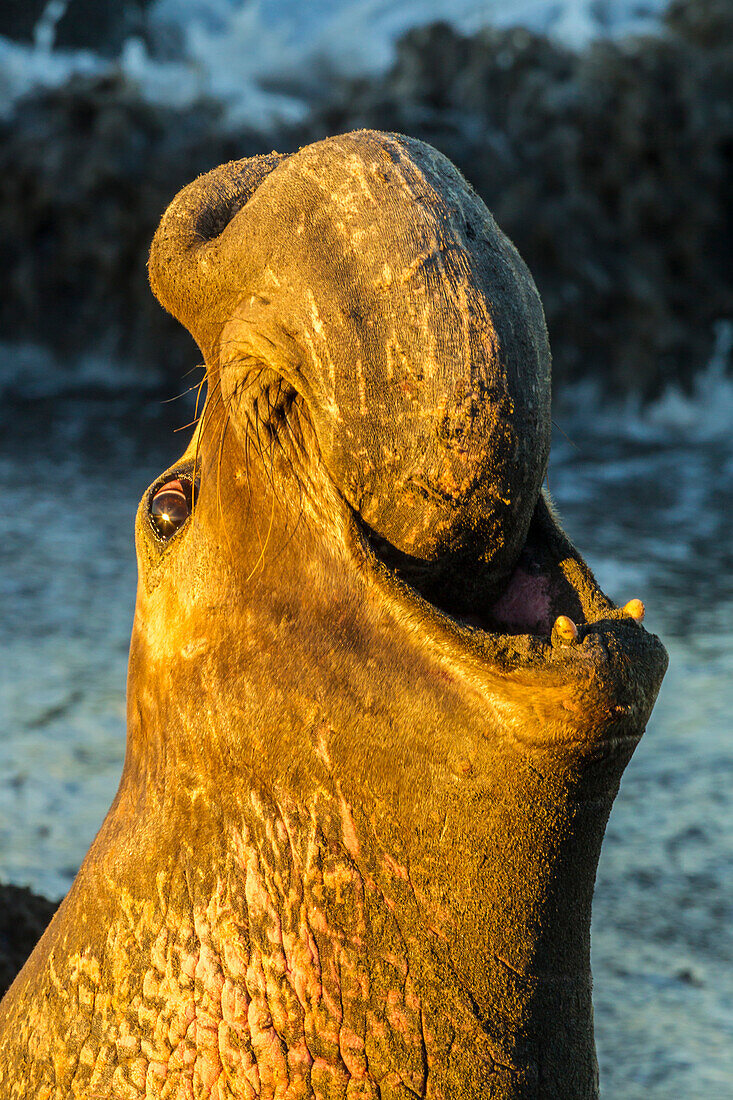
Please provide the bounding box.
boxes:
[245,481,276,584]
[552,418,578,450]
[161,371,207,404]
[215,399,235,567]
[191,384,225,527]
[193,372,208,423]
[174,416,204,433]
[186,357,311,580]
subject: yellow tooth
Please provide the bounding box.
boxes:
[623,599,645,622]
[553,615,578,644]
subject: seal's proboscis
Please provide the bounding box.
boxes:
[0,131,667,1100]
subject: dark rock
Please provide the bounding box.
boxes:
[56,0,153,57]
[0,0,154,56]
[0,75,270,377]
[0,882,58,999]
[0,0,47,44]
[666,0,733,50]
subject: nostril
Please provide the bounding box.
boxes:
[195,198,239,242]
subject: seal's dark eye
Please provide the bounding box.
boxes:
[150,477,192,539]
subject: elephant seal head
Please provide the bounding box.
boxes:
[0,132,667,1100]
[148,130,551,607]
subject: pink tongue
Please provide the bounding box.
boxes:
[492,567,552,633]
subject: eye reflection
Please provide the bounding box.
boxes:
[150,477,193,539]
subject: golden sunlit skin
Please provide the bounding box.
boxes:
[623,598,646,622]
[0,131,667,1099]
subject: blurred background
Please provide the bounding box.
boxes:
[0,1,731,1096]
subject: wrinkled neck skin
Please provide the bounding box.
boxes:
[0,375,666,1100]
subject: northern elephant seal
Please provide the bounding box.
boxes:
[0,130,667,1099]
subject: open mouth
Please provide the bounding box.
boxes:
[354,489,667,756]
[358,493,614,655]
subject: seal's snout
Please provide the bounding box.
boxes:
[150,131,552,597]
[148,150,288,352]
